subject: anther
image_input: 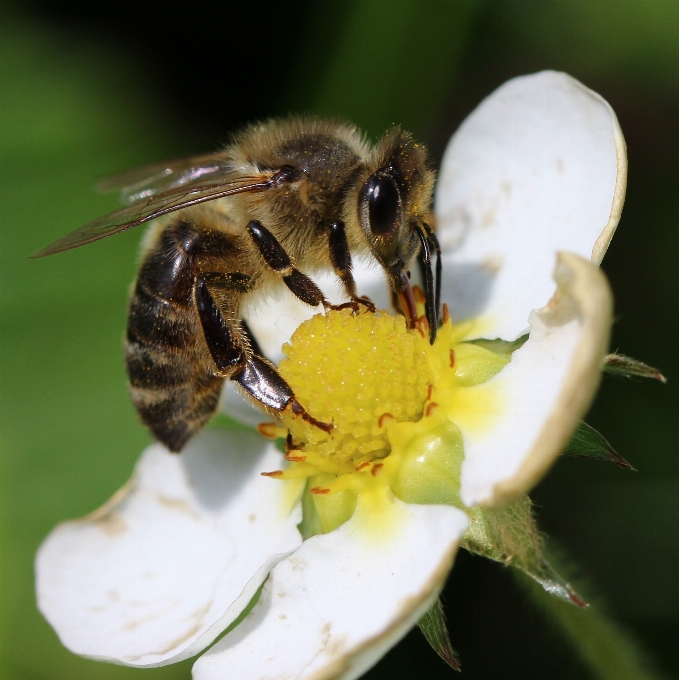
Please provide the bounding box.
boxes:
[450,349,456,368]
[257,422,284,439]
[413,285,426,305]
[378,412,395,428]
[310,487,331,495]
[425,402,438,417]
[371,463,384,476]
[261,470,283,478]
[442,303,451,324]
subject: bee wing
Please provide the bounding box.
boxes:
[31,174,274,258]
[95,151,234,204]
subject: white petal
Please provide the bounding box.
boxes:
[240,289,324,365]
[349,255,393,311]
[36,429,303,667]
[194,492,467,680]
[435,70,626,341]
[457,253,612,507]
[219,381,274,427]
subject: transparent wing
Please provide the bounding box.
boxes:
[31,174,274,258]
[95,151,235,204]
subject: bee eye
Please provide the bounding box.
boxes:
[365,175,400,236]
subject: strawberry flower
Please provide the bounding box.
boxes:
[36,71,625,679]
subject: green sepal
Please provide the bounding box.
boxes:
[468,333,528,356]
[513,552,665,680]
[603,353,666,383]
[461,496,588,607]
[563,421,635,470]
[417,597,461,672]
[297,479,324,540]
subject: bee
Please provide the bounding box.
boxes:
[33,118,440,452]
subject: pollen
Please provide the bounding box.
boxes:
[266,290,512,534]
[279,308,432,468]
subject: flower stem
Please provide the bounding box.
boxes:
[512,555,665,680]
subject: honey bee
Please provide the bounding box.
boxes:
[33,118,440,452]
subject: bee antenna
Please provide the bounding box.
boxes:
[423,223,442,324]
[416,225,438,344]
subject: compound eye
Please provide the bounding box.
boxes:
[366,175,400,236]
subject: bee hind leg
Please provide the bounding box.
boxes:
[231,354,332,433]
[195,274,331,433]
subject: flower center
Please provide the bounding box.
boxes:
[282,309,431,467]
[262,293,510,534]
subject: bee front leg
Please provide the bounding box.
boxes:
[195,274,331,432]
[327,220,376,313]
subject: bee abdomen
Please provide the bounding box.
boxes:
[127,279,194,351]
[126,276,223,452]
[126,340,224,452]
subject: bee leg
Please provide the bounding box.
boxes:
[195,275,246,373]
[195,274,331,433]
[327,220,376,313]
[247,220,328,308]
[231,354,332,433]
[237,314,331,432]
[248,219,370,315]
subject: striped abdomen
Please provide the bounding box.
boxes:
[125,219,238,452]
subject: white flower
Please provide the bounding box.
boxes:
[36,71,625,679]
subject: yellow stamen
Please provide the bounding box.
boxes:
[265,293,510,534]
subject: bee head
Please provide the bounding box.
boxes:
[352,129,437,338]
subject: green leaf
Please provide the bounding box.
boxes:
[563,421,636,470]
[603,353,666,383]
[417,597,461,672]
[468,333,529,356]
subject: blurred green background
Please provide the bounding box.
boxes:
[1,1,678,678]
